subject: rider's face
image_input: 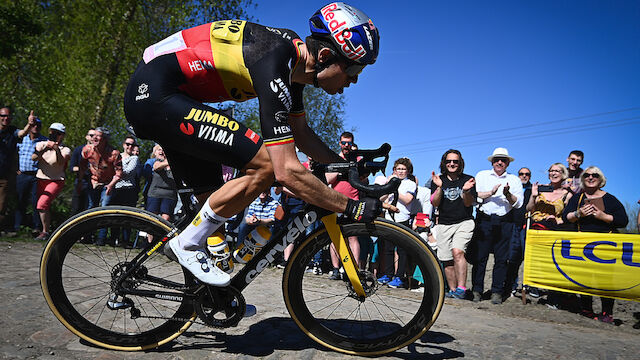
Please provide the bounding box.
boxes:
[318,61,358,95]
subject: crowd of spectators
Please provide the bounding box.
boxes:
[0,108,635,325]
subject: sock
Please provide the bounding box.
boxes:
[176,200,228,250]
[458,286,467,291]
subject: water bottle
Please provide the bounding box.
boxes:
[206,232,234,273]
[233,225,271,264]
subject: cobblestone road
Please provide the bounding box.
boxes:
[1,241,638,359]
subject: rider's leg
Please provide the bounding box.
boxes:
[173,145,274,250]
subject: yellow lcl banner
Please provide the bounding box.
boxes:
[523,230,640,302]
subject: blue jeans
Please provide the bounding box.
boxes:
[88,186,112,242]
[14,173,41,231]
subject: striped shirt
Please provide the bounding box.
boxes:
[247,196,280,221]
[17,134,47,172]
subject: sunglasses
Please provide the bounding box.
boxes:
[340,141,353,146]
[518,172,531,176]
[492,157,509,163]
[584,173,600,179]
[445,159,460,164]
[345,63,365,77]
[124,142,136,146]
[0,114,10,118]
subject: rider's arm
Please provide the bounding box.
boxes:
[289,114,342,164]
[266,142,348,214]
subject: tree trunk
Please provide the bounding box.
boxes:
[92,0,137,127]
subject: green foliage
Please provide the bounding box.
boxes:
[0,0,254,150]
[234,86,350,152]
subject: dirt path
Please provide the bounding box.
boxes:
[1,240,638,359]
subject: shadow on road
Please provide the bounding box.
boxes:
[142,317,465,359]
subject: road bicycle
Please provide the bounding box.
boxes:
[39,144,445,356]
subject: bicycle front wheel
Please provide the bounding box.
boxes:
[283,218,445,356]
[40,206,196,350]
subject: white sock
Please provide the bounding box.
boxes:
[176,200,228,250]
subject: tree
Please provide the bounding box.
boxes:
[234,86,352,152]
[0,0,254,148]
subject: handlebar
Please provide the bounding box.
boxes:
[313,143,400,198]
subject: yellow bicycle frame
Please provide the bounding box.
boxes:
[321,213,366,297]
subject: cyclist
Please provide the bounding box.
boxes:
[124,2,382,286]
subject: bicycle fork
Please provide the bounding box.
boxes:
[321,213,366,297]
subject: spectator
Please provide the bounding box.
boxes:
[131,145,140,156]
[379,157,416,289]
[145,145,177,223]
[14,116,47,236]
[504,167,534,297]
[563,166,628,323]
[78,127,122,246]
[525,163,573,308]
[141,144,160,207]
[473,147,523,304]
[563,150,584,195]
[78,127,122,209]
[32,123,71,240]
[326,132,363,279]
[526,163,572,230]
[69,128,95,215]
[430,149,476,299]
[0,108,38,232]
[110,136,140,247]
[112,136,140,209]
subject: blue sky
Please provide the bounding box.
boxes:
[247,1,640,210]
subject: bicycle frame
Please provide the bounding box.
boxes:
[114,200,363,301]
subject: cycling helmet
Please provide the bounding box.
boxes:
[309,2,379,65]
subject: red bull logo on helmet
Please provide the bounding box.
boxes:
[321,3,366,61]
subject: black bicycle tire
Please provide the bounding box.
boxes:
[40,206,196,350]
[282,218,445,356]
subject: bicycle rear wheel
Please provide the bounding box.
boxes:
[40,206,196,350]
[283,218,444,356]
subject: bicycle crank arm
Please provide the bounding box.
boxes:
[321,213,366,297]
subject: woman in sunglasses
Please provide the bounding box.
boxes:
[526,163,572,230]
[562,165,628,323]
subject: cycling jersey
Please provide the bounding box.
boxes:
[124,20,306,193]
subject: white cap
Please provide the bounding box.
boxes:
[487,147,514,162]
[49,122,65,133]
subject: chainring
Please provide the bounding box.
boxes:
[194,285,245,328]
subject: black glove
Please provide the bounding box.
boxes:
[345,197,381,223]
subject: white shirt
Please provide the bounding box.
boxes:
[410,186,433,218]
[475,169,524,216]
[385,178,417,222]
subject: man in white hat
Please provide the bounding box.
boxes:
[471,147,524,304]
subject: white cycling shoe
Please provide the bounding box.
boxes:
[166,238,231,287]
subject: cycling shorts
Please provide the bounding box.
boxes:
[124,54,263,194]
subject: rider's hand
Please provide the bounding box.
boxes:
[345,197,381,223]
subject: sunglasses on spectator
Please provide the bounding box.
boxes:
[445,159,460,164]
[87,133,96,137]
[340,141,353,145]
[584,173,600,179]
[518,172,531,176]
[492,157,508,163]
[0,114,10,118]
[124,142,136,146]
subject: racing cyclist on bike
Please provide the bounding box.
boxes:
[124,2,381,286]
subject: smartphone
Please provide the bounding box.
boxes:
[538,185,554,192]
